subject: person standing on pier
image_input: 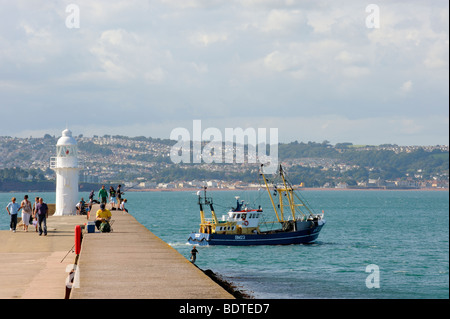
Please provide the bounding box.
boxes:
[19,195,32,232]
[116,184,123,205]
[98,185,108,206]
[6,197,20,233]
[109,186,117,210]
[32,197,39,232]
[35,198,48,236]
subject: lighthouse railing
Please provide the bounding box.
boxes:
[50,157,83,169]
[50,157,57,169]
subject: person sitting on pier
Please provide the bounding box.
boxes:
[119,198,128,214]
[95,203,112,232]
[76,198,86,215]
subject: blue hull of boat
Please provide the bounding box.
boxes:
[188,220,325,246]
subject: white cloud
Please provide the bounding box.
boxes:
[263,50,300,72]
[306,10,337,34]
[400,80,413,94]
[190,62,209,74]
[144,67,167,83]
[334,51,364,65]
[88,29,141,81]
[189,32,229,47]
[424,40,449,69]
[0,0,448,145]
[159,0,223,9]
[261,38,373,81]
[341,66,371,78]
[260,9,305,33]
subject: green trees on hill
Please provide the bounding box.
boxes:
[275,141,448,185]
[278,141,337,159]
[0,167,47,182]
[78,141,113,156]
[339,148,448,179]
[0,136,448,188]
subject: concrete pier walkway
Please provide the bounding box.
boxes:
[0,214,86,298]
[0,205,233,299]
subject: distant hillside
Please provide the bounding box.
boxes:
[0,136,448,190]
[279,141,448,177]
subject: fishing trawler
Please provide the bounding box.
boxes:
[187,164,326,246]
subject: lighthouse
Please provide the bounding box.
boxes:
[50,129,80,216]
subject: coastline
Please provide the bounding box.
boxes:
[124,187,449,192]
[0,186,447,194]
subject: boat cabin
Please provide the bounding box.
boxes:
[199,199,263,235]
[212,198,263,235]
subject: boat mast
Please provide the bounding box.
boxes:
[209,200,218,225]
[198,187,218,225]
[260,164,282,223]
[198,188,206,225]
[279,165,316,219]
[279,165,296,220]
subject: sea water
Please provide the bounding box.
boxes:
[1,190,448,299]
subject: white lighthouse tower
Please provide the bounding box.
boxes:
[50,129,80,216]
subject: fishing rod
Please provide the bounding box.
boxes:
[60,244,75,263]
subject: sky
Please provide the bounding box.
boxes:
[0,0,448,146]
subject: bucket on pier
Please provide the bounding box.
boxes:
[87,221,95,233]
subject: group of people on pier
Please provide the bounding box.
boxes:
[5,195,48,235]
[6,184,129,235]
[76,184,128,216]
[77,185,129,233]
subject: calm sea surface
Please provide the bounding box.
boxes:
[1,189,448,299]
